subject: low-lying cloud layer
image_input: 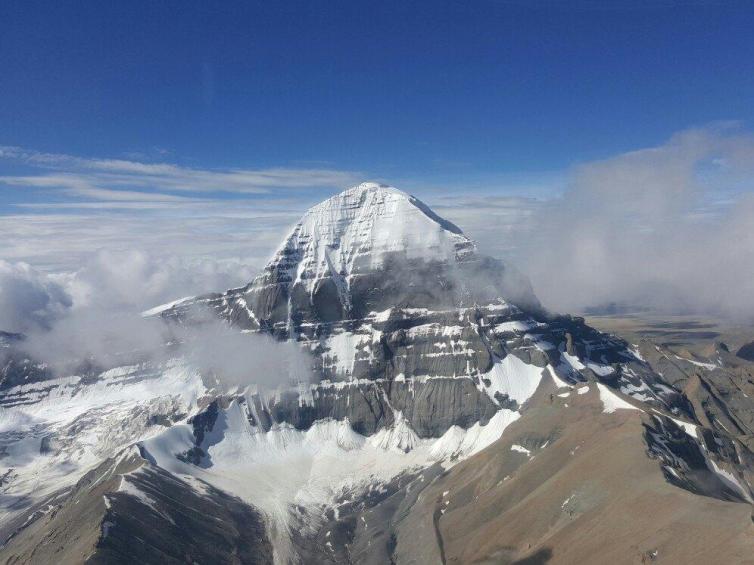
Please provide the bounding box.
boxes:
[435,125,754,320]
[20,310,312,390]
[521,125,754,319]
[0,250,258,335]
[0,261,71,334]
[0,145,349,272]
[0,252,313,389]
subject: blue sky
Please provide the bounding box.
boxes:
[2,2,754,316]
[3,2,754,179]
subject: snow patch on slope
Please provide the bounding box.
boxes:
[561,352,586,371]
[430,409,519,461]
[511,444,531,456]
[668,416,699,439]
[369,411,420,452]
[546,365,571,389]
[707,459,753,503]
[597,383,640,414]
[479,354,544,407]
[141,296,195,317]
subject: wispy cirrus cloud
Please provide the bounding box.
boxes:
[0,145,363,203]
[0,146,362,279]
[1,176,201,202]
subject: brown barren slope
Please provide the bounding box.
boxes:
[395,377,754,565]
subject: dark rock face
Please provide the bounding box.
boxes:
[94,464,272,565]
[0,332,52,393]
[736,341,754,362]
[243,376,500,438]
[644,414,754,503]
[635,340,754,446]
[162,254,541,338]
[0,449,274,565]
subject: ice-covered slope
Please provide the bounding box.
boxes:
[269,182,473,300]
[139,399,520,562]
[0,360,206,542]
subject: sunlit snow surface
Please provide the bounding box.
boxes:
[479,353,544,406]
[140,296,195,317]
[141,399,520,562]
[597,383,640,413]
[0,360,206,528]
[272,183,473,300]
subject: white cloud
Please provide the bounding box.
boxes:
[0,145,362,200]
[0,252,313,387]
[0,261,72,333]
[518,125,754,319]
[427,195,543,261]
[66,249,253,311]
[0,250,250,334]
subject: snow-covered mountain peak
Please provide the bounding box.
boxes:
[270,182,473,284]
[150,181,539,328]
[140,175,548,335]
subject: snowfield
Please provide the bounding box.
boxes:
[140,396,521,562]
[0,360,205,530]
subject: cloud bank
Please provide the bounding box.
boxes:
[0,249,261,335]
[517,125,754,319]
[427,125,754,320]
[0,254,313,389]
[0,261,71,334]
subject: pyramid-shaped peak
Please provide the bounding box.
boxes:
[265,183,474,298]
[150,181,540,327]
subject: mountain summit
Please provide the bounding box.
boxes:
[159,182,540,331]
[256,181,476,322]
[276,182,472,272]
